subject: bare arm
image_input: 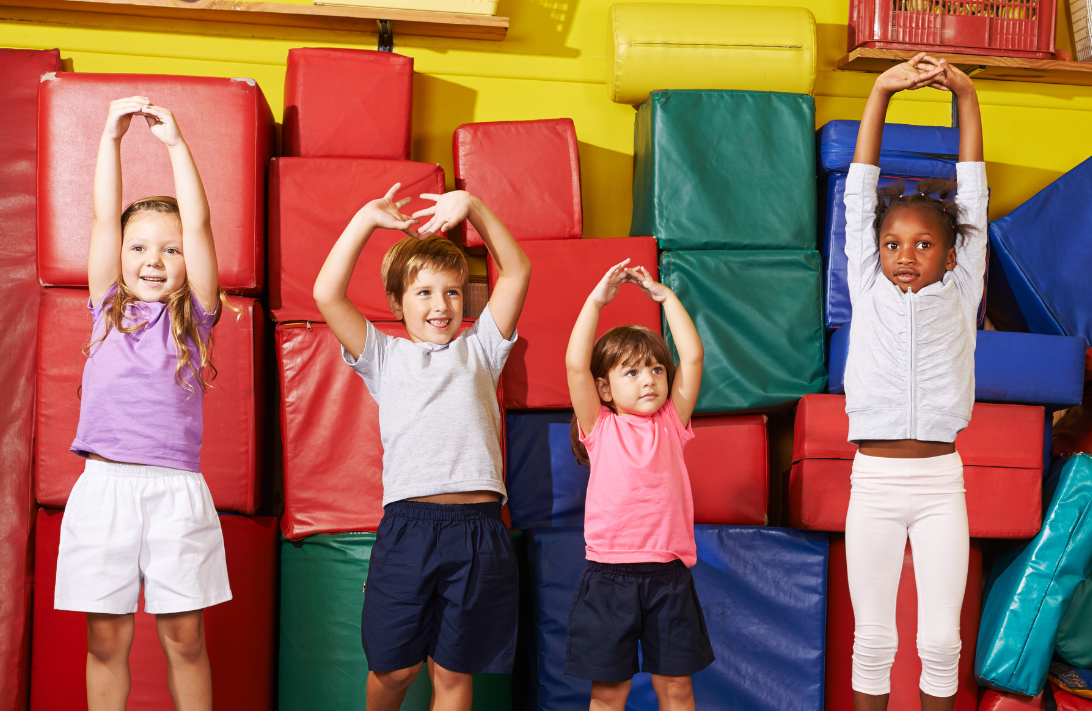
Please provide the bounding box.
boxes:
[314,184,418,358]
[853,53,946,167]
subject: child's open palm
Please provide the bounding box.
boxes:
[876,52,946,94]
[358,183,419,235]
[412,190,472,238]
[625,266,672,303]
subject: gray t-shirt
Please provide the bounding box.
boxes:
[342,305,516,506]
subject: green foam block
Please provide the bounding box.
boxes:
[660,249,827,413]
[632,90,816,251]
[1056,573,1092,669]
[279,531,514,711]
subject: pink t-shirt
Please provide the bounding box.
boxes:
[580,399,697,567]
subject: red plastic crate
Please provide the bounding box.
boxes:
[848,0,1057,58]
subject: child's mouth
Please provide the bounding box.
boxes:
[140,276,166,284]
[427,318,451,330]
[895,270,917,282]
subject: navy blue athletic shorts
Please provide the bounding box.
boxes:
[360,500,518,674]
[564,560,715,682]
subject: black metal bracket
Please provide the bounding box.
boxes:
[377,20,394,52]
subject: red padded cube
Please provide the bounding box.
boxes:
[979,689,1045,709]
[37,73,272,293]
[688,415,768,525]
[826,536,982,711]
[30,507,277,711]
[269,157,446,322]
[283,48,413,159]
[488,237,661,409]
[787,394,1043,537]
[1052,685,1092,710]
[454,119,582,247]
[35,288,267,513]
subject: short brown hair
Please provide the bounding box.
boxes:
[570,325,676,464]
[381,236,469,300]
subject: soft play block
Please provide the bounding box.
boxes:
[280,531,513,711]
[453,119,581,247]
[979,689,1045,710]
[487,237,661,410]
[34,288,267,514]
[506,413,768,529]
[828,326,1086,407]
[817,120,958,178]
[527,526,828,711]
[988,157,1092,346]
[1056,572,1092,668]
[607,4,817,104]
[826,537,982,711]
[660,250,826,413]
[37,72,273,293]
[31,508,278,711]
[0,47,60,711]
[977,454,1092,695]
[631,90,816,250]
[283,48,412,159]
[788,394,1044,537]
[268,157,445,322]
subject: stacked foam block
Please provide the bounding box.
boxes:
[27,71,278,709]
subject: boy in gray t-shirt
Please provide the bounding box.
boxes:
[314,183,530,711]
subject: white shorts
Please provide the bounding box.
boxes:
[55,459,232,615]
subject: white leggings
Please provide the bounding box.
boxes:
[845,451,969,698]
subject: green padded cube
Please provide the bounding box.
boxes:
[279,532,514,711]
[631,90,816,251]
[660,250,827,413]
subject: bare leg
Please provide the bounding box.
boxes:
[854,691,889,710]
[590,680,631,711]
[87,612,135,711]
[156,610,211,711]
[650,674,695,711]
[920,690,956,711]
[428,658,473,711]
[366,663,423,711]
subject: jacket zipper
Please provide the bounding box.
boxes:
[907,289,916,439]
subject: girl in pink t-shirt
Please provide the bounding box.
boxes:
[564,259,713,711]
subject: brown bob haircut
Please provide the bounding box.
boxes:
[381,235,469,301]
[570,325,676,465]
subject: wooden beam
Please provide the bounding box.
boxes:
[838,47,1092,88]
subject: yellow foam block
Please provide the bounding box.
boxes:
[608,3,817,104]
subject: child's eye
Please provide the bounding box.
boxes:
[626,369,638,377]
[447,290,460,297]
[132,245,144,252]
[884,242,898,250]
[418,290,430,297]
[166,248,179,255]
[917,241,931,250]
[653,367,664,374]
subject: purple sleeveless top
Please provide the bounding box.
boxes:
[70,283,216,471]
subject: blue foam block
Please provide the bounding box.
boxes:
[828,325,1086,407]
[526,527,829,711]
[976,454,1092,695]
[817,120,958,178]
[506,412,590,530]
[988,157,1092,347]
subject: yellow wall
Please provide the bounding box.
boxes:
[3,0,1092,243]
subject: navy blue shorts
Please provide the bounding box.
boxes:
[565,560,715,682]
[361,500,518,674]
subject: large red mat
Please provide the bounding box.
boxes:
[689,415,768,525]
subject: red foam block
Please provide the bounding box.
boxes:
[35,288,267,513]
[487,237,661,409]
[30,507,277,711]
[283,48,412,159]
[269,157,446,322]
[688,415,768,525]
[37,72,273,293]
[454,119,582,247]
[979,689,1045,710]
[826,536,982,711]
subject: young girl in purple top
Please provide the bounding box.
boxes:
[55,96,232,711]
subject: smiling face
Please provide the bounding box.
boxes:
[387,267,465,345]
[120,212,187,302]
[597,356,670,416]
[878,206,957,293]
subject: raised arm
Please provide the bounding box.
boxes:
[414,193,530,340]
[314,183,419,358]
[853,53,946,166]
[566,261,631,437]
[89,97,148,306]
[142,104,218,313]
[629,267,702,427]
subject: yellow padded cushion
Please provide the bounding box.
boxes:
[608,3,817,104]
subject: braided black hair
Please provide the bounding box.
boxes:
[874,179,973,250]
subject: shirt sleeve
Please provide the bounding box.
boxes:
[661,399,696,447]
[341,320,387,398]
[578,405,613,451]
[950,161,990,311]
[466,304,518,382]
[843,163,883,304]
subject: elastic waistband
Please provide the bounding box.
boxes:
[84,459,200,478]
[852,450,963,476]
[586,559,686,579]
[384,500,503,522]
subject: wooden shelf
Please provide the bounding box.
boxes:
[838,47,1092,87]
[0,0,508,41]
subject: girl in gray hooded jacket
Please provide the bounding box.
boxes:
[841,54,988,711]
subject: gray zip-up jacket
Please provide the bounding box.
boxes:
[843,161,989,443]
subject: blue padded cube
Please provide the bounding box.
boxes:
[817,120,958,179]
[506,412,590,530]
